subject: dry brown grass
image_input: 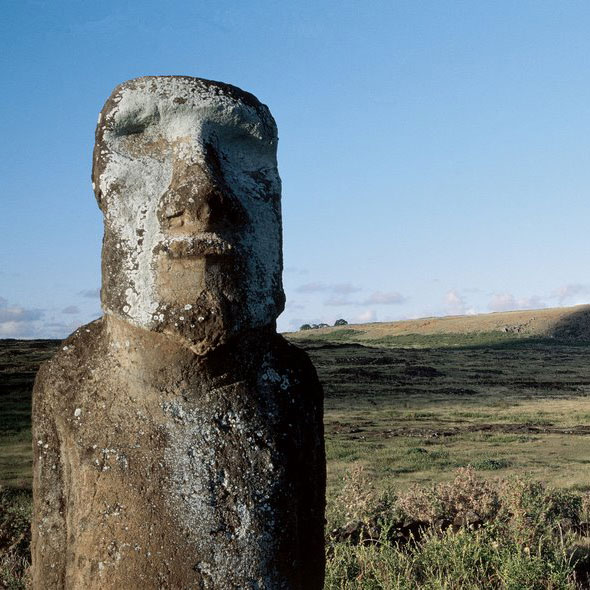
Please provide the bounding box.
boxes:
[286,304,590,343]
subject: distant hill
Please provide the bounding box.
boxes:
[285,305,590,348]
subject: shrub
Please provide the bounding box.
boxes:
[326,467,585,589]
[397,467,501,525]
[335,319,348,326]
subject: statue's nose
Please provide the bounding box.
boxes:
[157,143,247,233]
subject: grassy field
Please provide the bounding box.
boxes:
[3,307,590,587]
[291,336,590,515]
[0,340,57,489]
[3,306,590,493]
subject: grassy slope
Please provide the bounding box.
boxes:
[286,304,590,348]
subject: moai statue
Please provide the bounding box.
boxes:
[32,76,325,589]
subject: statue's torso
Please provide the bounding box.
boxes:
[32,318,325,590]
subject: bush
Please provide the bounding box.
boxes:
[300,324,313,331]
[326,467,586,589]
[335,319,348,326]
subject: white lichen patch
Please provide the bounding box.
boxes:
[160,393,283,587]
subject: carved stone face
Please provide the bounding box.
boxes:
[92,77,284,352]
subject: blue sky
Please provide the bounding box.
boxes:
[2,0,590,337]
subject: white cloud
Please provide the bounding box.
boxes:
[488,293,515,312]
[356,309,377,323]
[552,284,590,305]
[0,321,27,337]
[444,290,468,315]
[488,293,546,312]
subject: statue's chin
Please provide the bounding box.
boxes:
[159,315,235,355]
[135,296,245,354]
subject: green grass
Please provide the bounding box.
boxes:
[298,339,590,496]
[302,328,368,341]
[0,339,57,488]
[0,487,32,589]
[326,525,578,589]
[295,330,573,350]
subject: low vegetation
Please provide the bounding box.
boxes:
[0,488,31,589]
[326,466,590,589]
[3,306,590,587]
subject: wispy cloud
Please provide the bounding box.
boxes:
[320,289,407,307]
[0,304,43,324]
[552,284,590,305]
[296,282,361,295]
[78,288,100,299]
[362,291,406,305]
[0,297,44,337]
[488,293,545,312]
[324,295,355,306]
[62,305,80,315]
[284,300,305,311]
[284,267,309,275]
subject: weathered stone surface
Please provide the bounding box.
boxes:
[32,77,325,589]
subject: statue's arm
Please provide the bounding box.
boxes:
[295,351,326,587]
[31,362,67,589]
[273,337,326,588]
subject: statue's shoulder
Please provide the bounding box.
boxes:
[266,333,320,382]
[34,317,106,392]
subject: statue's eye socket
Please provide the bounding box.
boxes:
[116,120,149,136]
[114,111,159,137]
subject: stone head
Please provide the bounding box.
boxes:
[92,76,285,353]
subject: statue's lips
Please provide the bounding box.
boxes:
[158,234,234,259]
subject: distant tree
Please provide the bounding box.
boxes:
[310,324,319,330]
[334,319,348,326]
[300,324,312,331]
[317,323,329,328]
